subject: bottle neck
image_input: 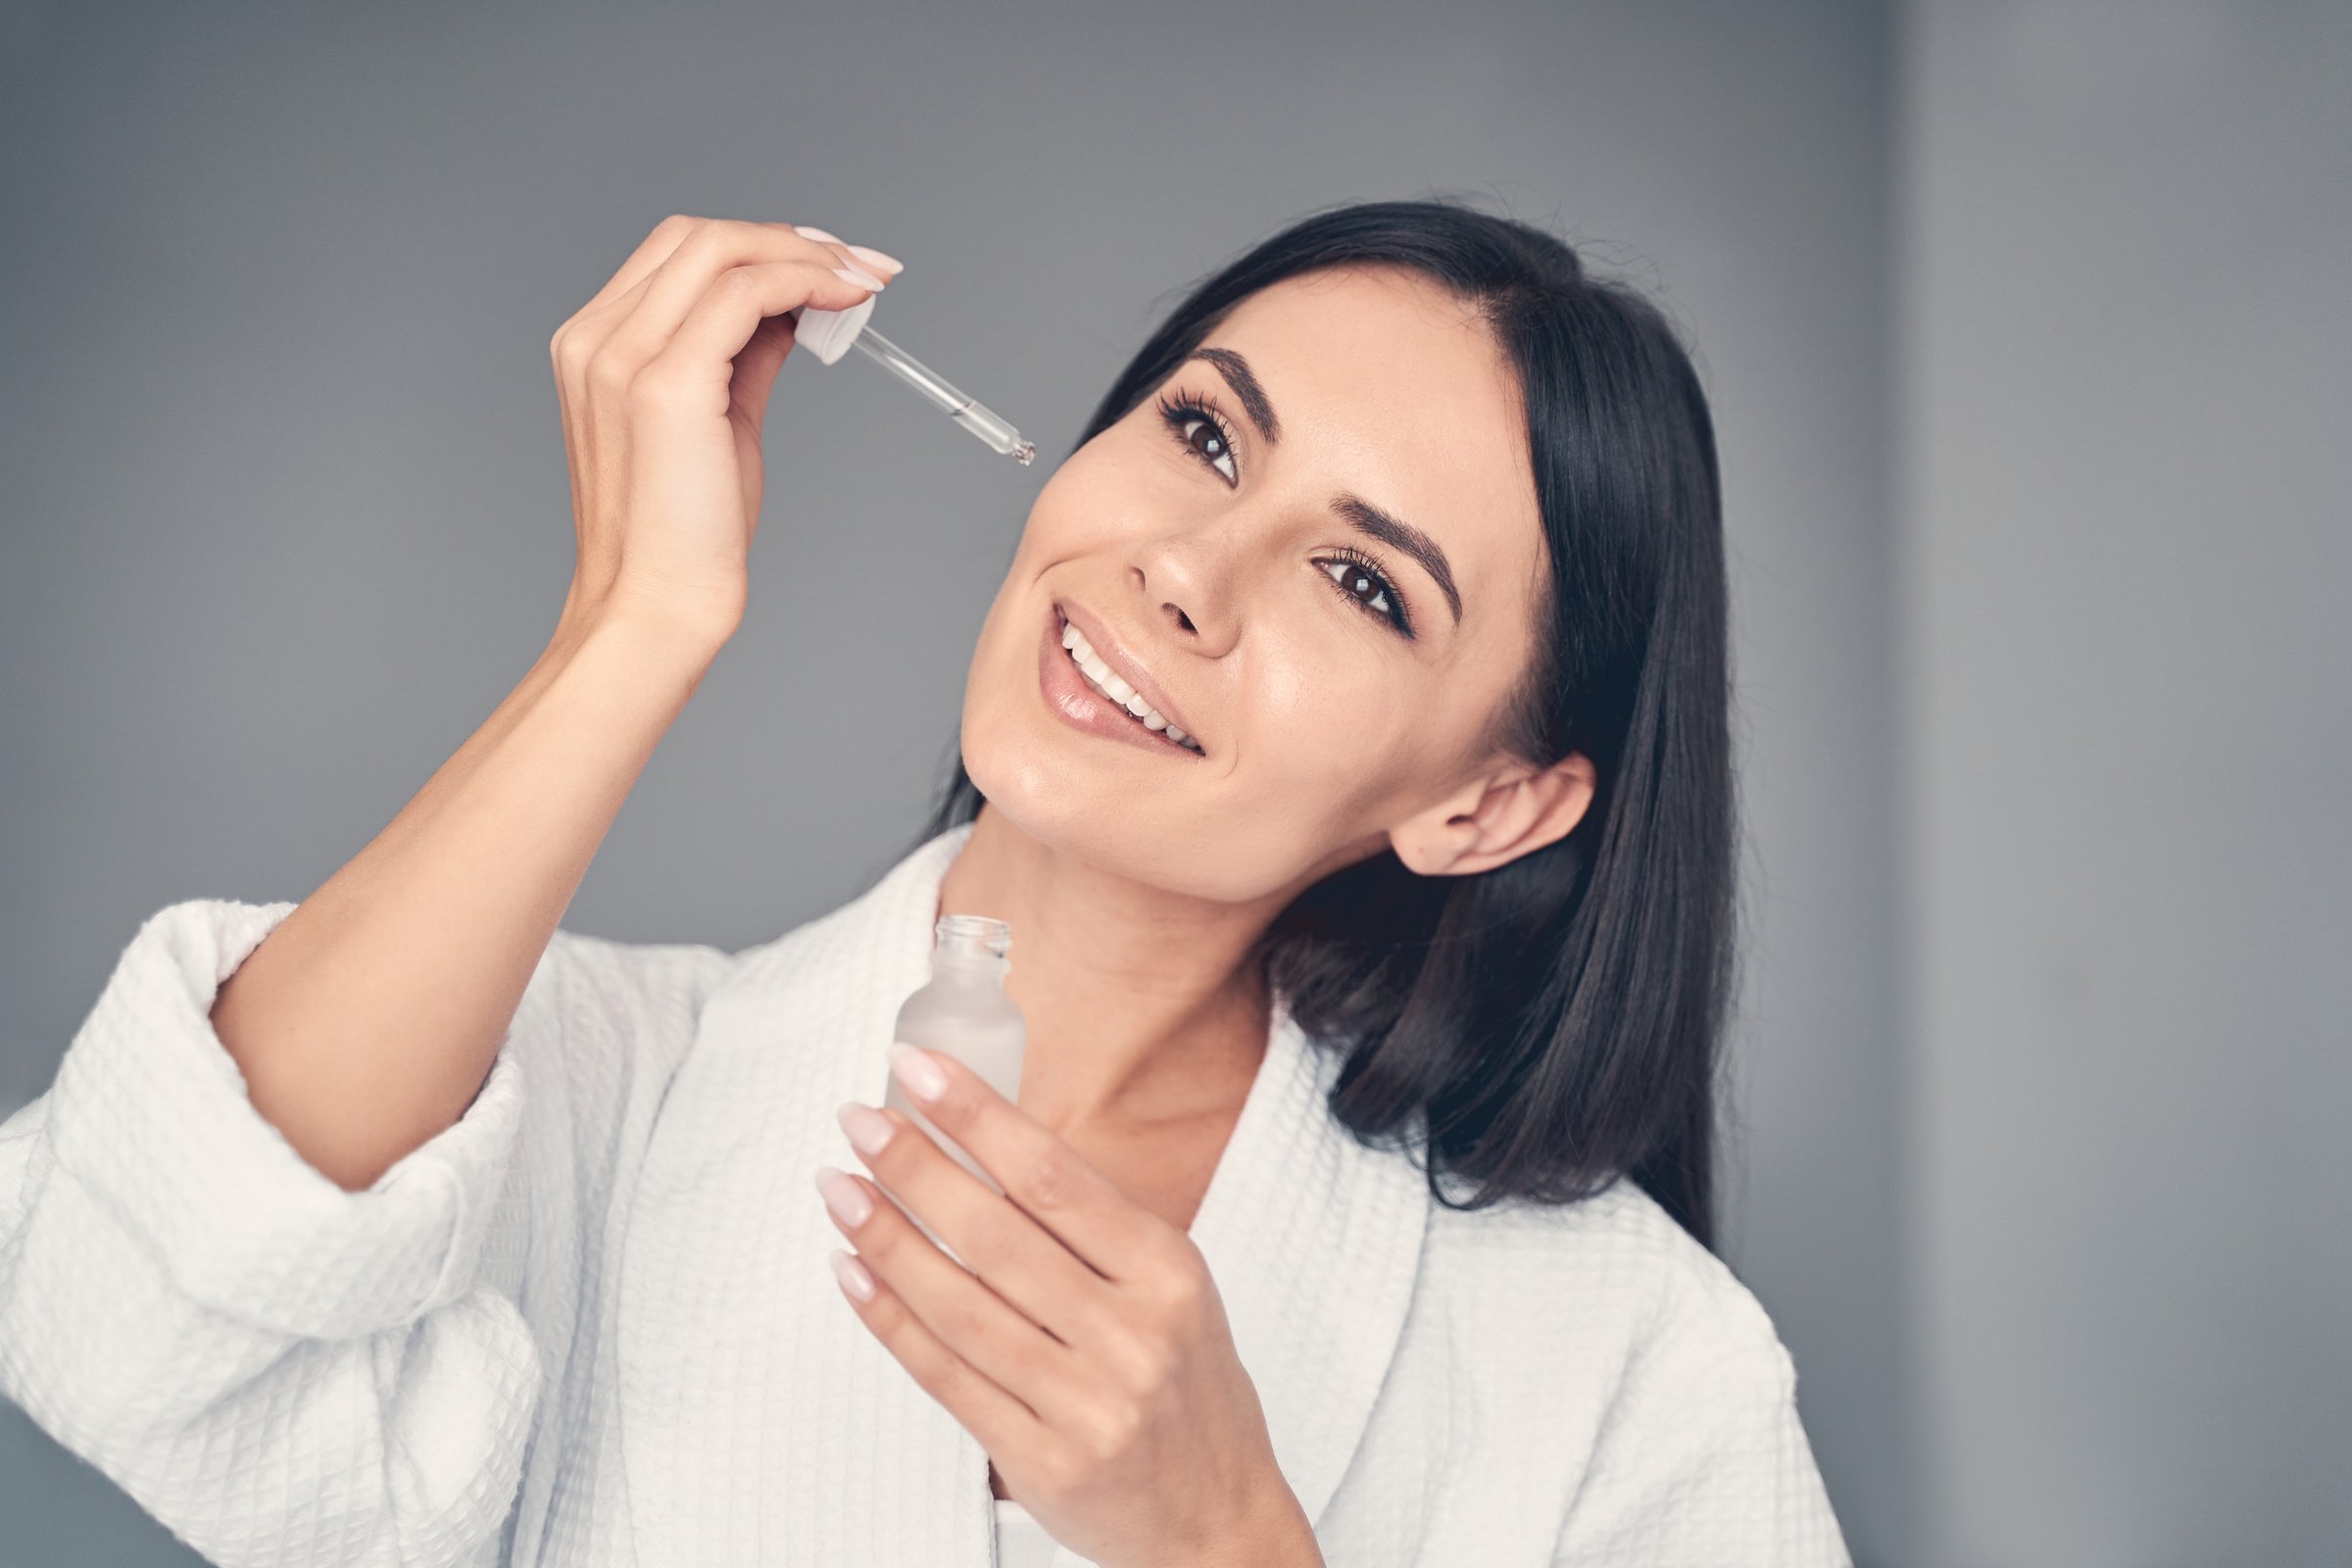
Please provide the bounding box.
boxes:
[932,952,1010,987]
[932,913,1011,985]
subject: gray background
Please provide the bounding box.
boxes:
[0,2,2341,1564]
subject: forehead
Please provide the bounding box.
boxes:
[1203,267,1542,619]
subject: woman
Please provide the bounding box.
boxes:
[0,198,1849,1566]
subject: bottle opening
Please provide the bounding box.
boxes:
[935,913,1012,963]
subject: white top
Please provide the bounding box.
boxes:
[0,823,1849,1566]
[994,1497,1058,1568]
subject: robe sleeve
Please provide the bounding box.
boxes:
[0,896,555,1568]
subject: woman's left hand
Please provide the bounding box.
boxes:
[815,1042,1324,1568]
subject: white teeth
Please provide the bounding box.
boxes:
[1056,612,1202,753]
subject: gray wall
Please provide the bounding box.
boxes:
[8,2,2340,1564]
[1897,3,2352,1563]
[0,2,1908,1559]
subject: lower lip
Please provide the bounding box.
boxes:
[1038,604,1200,758]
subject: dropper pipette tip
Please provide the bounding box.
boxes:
[842,321,1035,466]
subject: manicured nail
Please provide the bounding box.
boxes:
[830,1248,876,1301]
[887,1041,948,1103]
[796,223,843,243]
[846,243,904,276]
[838,1100,896,1155]
[831,264,887,290]
[814,1164,873,1227]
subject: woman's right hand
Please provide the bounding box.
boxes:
[547,215,902,648]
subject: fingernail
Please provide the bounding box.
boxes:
[830,1248,876,1301]
[814,1164,873,1227]
[846,243,904,276]
[838,1101,896,1155]
[831,264,887,290]
[887,1041,948,1103]
[796,224,843,243]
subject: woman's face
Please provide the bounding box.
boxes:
[958,263,1551,904]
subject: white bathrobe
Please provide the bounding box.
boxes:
[0,822,1849,1567]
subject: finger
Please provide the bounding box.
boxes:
[772,222,856,279]
[819,1165,1092,1428]
[841,1099,1110,1351]
[557,216,804,394]
[828,1240,1054,1466]
[727,312,799,434]
[636,260,879,417]
[613,218,885,372]
[577,212,703,319]
[881,1046,1176,1285]
[566,217,870,350]
[792,223,906,280]
[555,263,667,558]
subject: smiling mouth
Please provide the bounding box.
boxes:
[1055,610,1203,753]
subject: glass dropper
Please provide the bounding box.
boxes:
[847,324,1036,466]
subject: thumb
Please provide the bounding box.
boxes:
[728,312,801,430]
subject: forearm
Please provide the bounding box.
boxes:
[211,608,723,1190]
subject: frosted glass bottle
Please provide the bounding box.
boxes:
[883,914,1027,1262]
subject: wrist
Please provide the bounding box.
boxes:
[1160,1483,1319,1568]
[556,581,737,671]
[1248,1493,1324,1568]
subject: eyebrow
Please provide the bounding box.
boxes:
[1188,347,1281,443]
[1183,346,1465,625]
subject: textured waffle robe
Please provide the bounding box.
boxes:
[0,822,1850,1566]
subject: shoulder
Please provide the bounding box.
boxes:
[1436,1181,1850,1563]
[1416,1172,1793,1398]
[1399,1172,1841,1558]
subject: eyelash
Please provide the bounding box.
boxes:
[1155,389,1241,483]
[1152,386,1415,638]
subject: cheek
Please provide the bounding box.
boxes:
[963,469,1102,699]
[1015,445,1144,556]
[1239,643,1426,827]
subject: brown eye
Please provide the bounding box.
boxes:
[1154,392,1240,484]
[1183,417,1230,469]
[1320,558,1391,614]
[1316,554,1411,636]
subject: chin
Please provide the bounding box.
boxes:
[961,724,1172,877]
[968,735,1367,907]
[953,733,1241,903]
[954,611,1346,906]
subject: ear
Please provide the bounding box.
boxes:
[1388,752,1597,878]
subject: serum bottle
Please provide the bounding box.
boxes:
[884,914,1027,1256]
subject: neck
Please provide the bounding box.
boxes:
[934,804,1292,1138]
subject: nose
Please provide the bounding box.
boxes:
[1129,528,1240,657]
[1156,586,1198,636]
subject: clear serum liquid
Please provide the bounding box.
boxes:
[883,914,1028,1263]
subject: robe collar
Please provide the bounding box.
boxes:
[613,823,1431,1566]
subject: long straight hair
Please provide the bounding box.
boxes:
[919,197,1735,1250]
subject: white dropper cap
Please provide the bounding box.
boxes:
[788,296,878,367]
